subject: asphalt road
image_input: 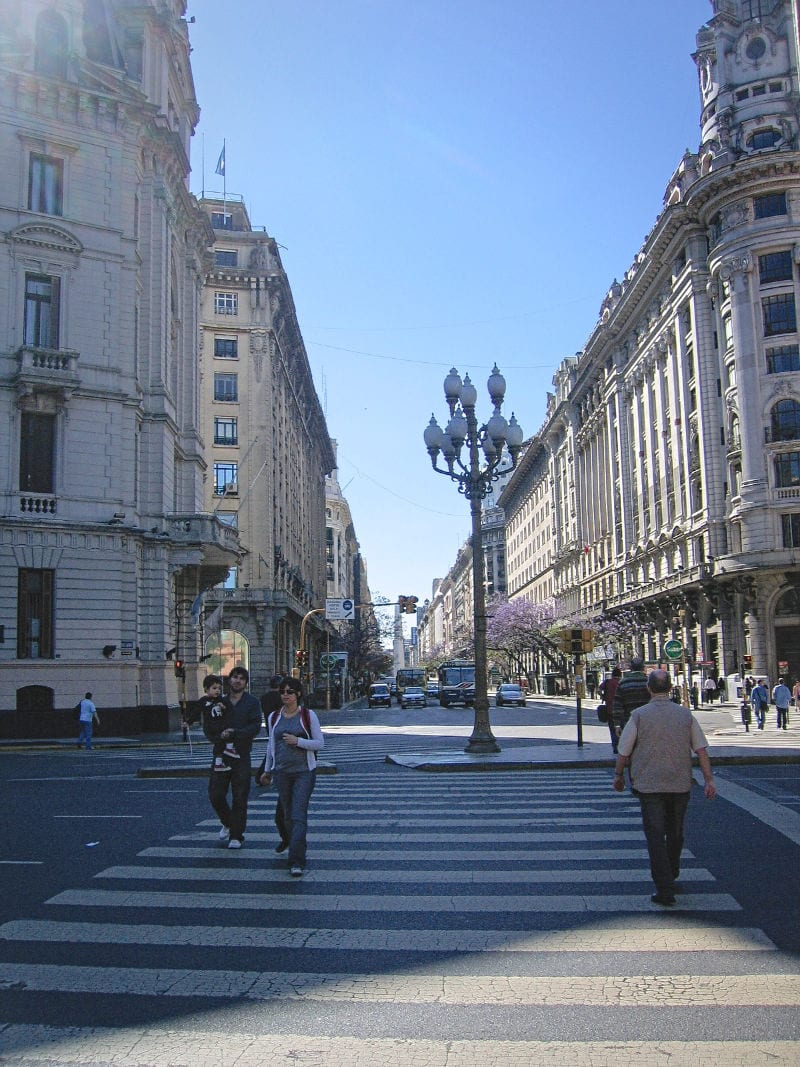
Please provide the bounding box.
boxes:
[0,700,798,1065]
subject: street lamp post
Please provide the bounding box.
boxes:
[423,365,524,753]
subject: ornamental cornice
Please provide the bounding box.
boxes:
[718,252,752,283]
[8,221,83,257]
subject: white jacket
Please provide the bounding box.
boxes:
[265,706,324,772]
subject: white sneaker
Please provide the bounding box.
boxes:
[218,826,230,841]
[227,838,242,850]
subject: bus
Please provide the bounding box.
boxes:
[437,660,475,707]
[395,668,425,704]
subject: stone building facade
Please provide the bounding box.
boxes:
[500,0,800,686]
[197,196,335,694]
[0,0,239,735]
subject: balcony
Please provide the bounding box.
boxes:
[15,345,80,398]
[167,513,241,568]
[19,493,56,516]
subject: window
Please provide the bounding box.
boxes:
[213,337,238,359]
[213,373,238,402]
[759,250,793,284]
[20,412,55,493]
[782,513,800,548]
[775,451,800,487]
[34,10,68,78]
[750,129,780,150]
[17,568,54,659]
[217,512,237,528]
[766,344,800,373]
[24,273,60,348]
[28,154,63,215]
[754,192,787,219]
[213,462,238,495]
[771,400,800,442]
[214,416,237,445]
[210,212,233,230]
[214,249,238,267]
[763,293,797,336]
[214,291,238,315]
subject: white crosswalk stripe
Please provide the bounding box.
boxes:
[0,768,797,1066]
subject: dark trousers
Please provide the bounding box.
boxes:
[274,768,317,867]
[637,791,690,895]
[208,755,252,842]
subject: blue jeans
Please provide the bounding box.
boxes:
[78,720,94,750]
[636,791,690,896]
[273,768,316,867]
[208,755,252,842]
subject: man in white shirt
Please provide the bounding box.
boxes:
[772,678,792,730]
[76,693,99,751]
[612,669,716,906]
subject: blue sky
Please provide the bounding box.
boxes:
[186,0,707,613]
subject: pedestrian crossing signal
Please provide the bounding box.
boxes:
[558,629,594,654]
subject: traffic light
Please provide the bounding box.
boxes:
[398,596,407,612]
[558,629,594,655]
[398,595,418,614]
[174,659,185,680]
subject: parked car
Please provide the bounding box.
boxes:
[400,686,427,709]
[367,683,391,708]
[425,682,439,698]
[495,683,526,707]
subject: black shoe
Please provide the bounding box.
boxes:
[651,892,676,907]
[275,839,289,853]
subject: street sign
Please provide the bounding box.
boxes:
[325,598,355,621]
[320,653,337,668]
[664,639,683,661]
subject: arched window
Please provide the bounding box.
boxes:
[771,399,800,442]
[204,629,250,679]
[35,10,69,79]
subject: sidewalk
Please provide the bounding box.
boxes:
[3,698,798,774]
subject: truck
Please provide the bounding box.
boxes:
[437,660,475,707]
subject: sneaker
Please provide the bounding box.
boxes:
[214,761,231,772]
[228,838,243,850]
[223,745,240,760]
[290,865,304,877]
[218,826,230,841]
[651,892,676,907]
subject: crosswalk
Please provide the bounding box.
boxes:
[0,769,798,1065]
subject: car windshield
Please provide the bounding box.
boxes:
[406,687,423,695]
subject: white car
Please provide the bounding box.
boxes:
[495,683,526,707]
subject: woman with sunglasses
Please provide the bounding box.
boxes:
[260,676,324,877]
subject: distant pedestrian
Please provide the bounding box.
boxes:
[745,676,754,699]
[206,666,262,849]
[599,667,623,753]
[690,683,699,710]
[703,677,717,704]
[260,676,324,877]
[76,692,99,751]
[613,656,650,733]
[750,679,769,730]
[717,676,727,702]
[612,668,716,906]
[772,678,791,730]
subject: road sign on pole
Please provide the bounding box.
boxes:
[325,598,355,621]
[664,639,683,661]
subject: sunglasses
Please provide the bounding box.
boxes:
[279,688,297,694]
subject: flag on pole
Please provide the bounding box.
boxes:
[205,602,223,636]
[215,144,226,176]
[190,593,204,629]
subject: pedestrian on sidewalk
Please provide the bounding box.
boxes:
[772,678,791,730]
[612,656,650,733]
[750,679,768,730]
[206,666,262,849]
[599,666,622,753]
[612,668,716,907]
[260,676,324,878]
[76,692,99,750]
[703,676,717,704]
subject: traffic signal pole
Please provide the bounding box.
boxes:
[574,653,584,748]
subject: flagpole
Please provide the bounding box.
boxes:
[201,133,205,198]
[222,137,226,216]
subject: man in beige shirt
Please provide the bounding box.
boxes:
[612,669,716,906]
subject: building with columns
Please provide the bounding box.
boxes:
[0,0,240,735]
[197,195,335,694]
[500,0,800,686]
